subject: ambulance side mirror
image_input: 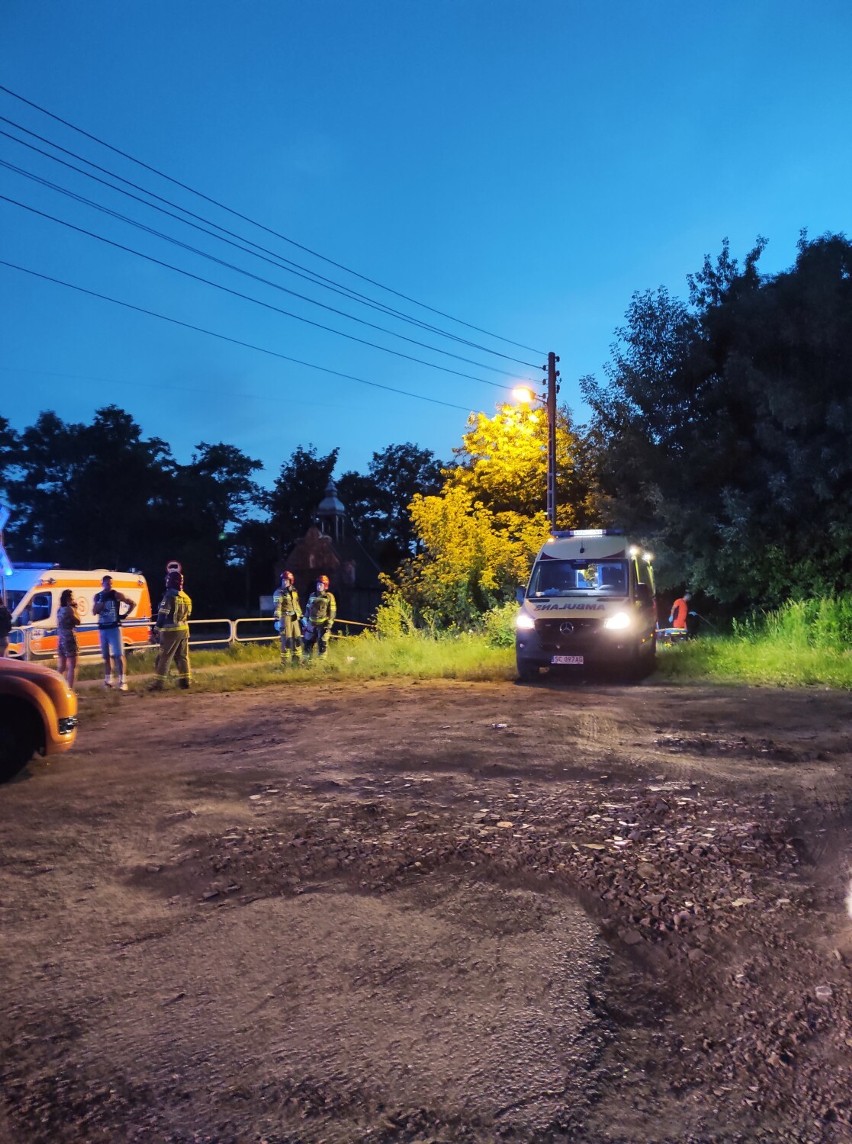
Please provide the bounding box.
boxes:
[635,582,652,605]
[515,586,526,604]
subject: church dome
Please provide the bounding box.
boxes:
[318,479,345,516]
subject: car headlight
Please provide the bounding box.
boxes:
[515,612,536,631]
[603,611,632,631]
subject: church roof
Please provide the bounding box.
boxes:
[318,478,345,516]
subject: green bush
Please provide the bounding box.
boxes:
[658,594,852,688]
[733,594,852,652]
[481,601,518,647]
[372,588,419,638]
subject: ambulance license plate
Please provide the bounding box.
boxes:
[552,655,583,665]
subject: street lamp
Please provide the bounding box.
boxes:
[512,352,560,530]
[511,384,538,405]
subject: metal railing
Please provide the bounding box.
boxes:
[6,615,371,662]
[184,617,235,650]
[6,619,155,661]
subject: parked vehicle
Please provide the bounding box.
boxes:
[515,530,657,680]
[0,656,78,781]
[4,565,152,660]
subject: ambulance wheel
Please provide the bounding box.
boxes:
[628,640,656,681]
[516,657,540,682]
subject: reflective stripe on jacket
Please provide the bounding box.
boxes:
[306,591,336,627]
[273,586,302,622]
[156,589,192,631]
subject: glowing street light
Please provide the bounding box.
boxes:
[512,384,538,404]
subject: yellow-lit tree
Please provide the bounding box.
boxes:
[387,484,550,629]
[379,401,599,628]
[447,401,597,530]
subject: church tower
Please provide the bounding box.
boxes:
[317,478,346,543]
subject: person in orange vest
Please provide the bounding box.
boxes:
[668,592,692,630]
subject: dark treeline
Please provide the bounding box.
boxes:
[583,231,852,612]
[0,408,444,616]
[3,231,851,622]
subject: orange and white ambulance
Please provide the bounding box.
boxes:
[3,565,152,661]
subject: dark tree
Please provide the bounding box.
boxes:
[335,470,385,549]
[3,406,177,570]
[583,233,852,607]
[0,416,19,488]
[167,442,264,613]
[229,517,278,613]
[2,408,266,615]
[266,445,339,554]
[338,442,445,568]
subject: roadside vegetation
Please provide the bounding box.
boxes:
[657,596,852,688]
[77,634,515,691]
[74,596,852,692]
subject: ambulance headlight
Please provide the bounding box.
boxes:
[515,612,536,631]
[604,611,632,631]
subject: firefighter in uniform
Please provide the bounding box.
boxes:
[273,570,303,666]
[304,575,336,657]
[151,568,192,689]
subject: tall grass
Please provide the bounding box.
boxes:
[74,595,852,691]
[656,595,852,688]
[77,631,516,691]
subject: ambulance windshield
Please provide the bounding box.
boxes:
[528,559,629,598]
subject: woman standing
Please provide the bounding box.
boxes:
[56,588,81,689]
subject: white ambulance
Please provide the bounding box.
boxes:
[3,565,152,661]
[515,530,657,680]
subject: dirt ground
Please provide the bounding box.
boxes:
[1,674,851,1144]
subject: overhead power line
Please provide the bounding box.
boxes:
[0,118,542,370]
[0,83,546,358]
[0,258,479,413]
[1,192,510,390]
[2,157,532,380]
[0,363,359,410]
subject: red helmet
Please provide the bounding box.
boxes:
[280,570,294,584]
[317,575,329,588]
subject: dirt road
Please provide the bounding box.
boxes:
[1,677,850,1143]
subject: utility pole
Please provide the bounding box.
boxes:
[546,351,560,530]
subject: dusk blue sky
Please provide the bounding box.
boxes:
[2,1,850,488]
